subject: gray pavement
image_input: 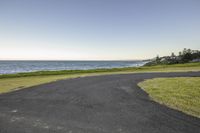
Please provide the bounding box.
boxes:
[0,72,200,133]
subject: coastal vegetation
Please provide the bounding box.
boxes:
[145,48,200,66]
[0,62,200,94]
[138,77,200,118]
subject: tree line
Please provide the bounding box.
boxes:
[145,48,200,66]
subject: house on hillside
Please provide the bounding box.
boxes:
[191,58,200,62]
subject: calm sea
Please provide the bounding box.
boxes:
[0,60,147,74]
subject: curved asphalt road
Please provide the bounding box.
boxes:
[0,72,200,133]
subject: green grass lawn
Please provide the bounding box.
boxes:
[0,73,108,94]
[138,77,200,118]
[0,62,200,94]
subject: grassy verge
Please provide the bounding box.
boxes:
[0,62,200,94]
[0,73,101,94]
[0,62,200,79]
[138,77,200,118]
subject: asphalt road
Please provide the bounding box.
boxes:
[0,72,200,133]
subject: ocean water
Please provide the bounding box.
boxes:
[0,60,147,74]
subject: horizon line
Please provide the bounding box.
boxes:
[0,59,149,61]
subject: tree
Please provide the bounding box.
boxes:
[179,52,182,56]
[182,53,192,62]
[183,48,187,55]
[156,55,159,60]
[155,55,160,64]
[187,49,192,54]
[171,52,175,57]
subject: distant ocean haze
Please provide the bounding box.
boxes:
[0,60,147,74]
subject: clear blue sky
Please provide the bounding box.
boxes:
[0,0,200,60]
